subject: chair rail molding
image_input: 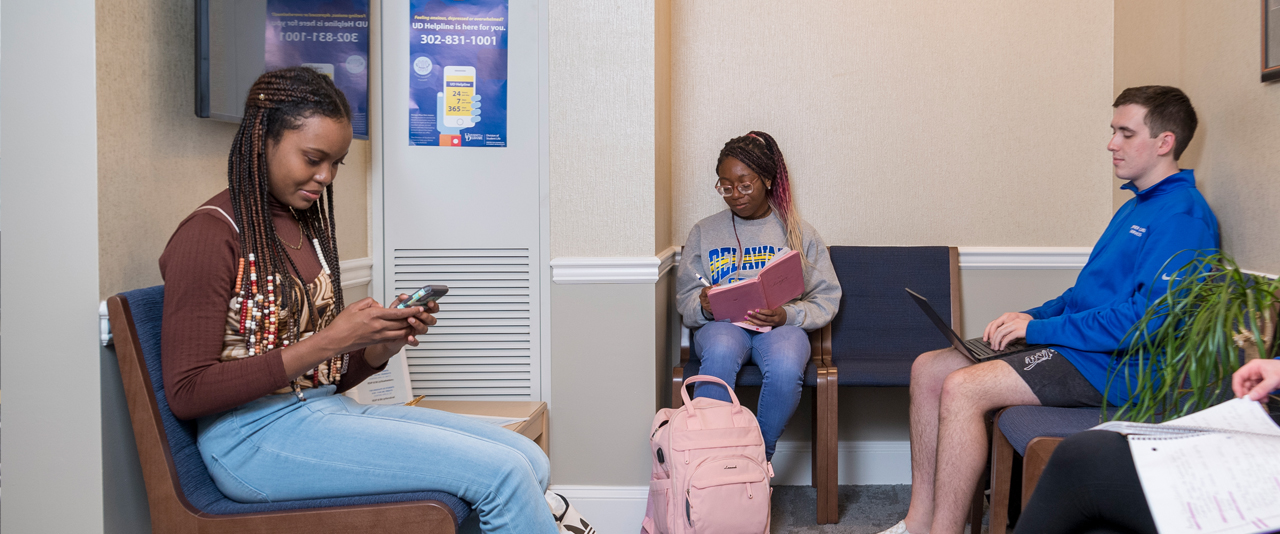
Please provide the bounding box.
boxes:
[550,246,680,284]
[339,257,374,289]
[957,247,1092,270]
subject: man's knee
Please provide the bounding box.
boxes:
[940,366,986,404]
[912,348,966,384]
[939,361,1031,410]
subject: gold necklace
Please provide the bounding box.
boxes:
[279,208,304,250]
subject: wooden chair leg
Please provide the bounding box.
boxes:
[671,367,685,409]
[1020,437,1063,508]
[969,469,988,533]
[814,366,838,524]
[989,410,1014,534]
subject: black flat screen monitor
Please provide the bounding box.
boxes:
[195,0,268,122]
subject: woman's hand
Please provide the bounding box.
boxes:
[745,306,787,327]
[699,285,717,313]
[362,295,439,367]
[1233,358,1280,402]
[281,297,428,378]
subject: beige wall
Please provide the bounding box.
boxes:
[96,0,371,299]
[549,0,657,258]
[1116,1,1280,274]
[550,282,657,486]
[957,268,1081,338]
[671,1,1115,249]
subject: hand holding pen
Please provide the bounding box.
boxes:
[697,273,717,314]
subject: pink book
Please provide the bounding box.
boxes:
[707,249,805,330]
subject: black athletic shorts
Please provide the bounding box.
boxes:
[996,348,1107,407]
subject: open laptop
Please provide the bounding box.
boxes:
[905,288,1048,363]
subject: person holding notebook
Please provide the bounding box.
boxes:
[1013,358,1280,534]
[675,131,841,460]
[879,86,1221,534]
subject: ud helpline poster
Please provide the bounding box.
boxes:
[265,0,370,139]
[408,0,509,147]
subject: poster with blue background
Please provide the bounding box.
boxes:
[265,0,370,139]
[409,0,509,147]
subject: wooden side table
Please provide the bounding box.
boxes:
[409,399,549,455]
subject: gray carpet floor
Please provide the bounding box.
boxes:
[769,485,988,534]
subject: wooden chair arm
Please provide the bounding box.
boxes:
[809,323,832,368]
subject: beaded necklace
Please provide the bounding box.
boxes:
[232,229,345,400]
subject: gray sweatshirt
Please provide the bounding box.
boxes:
[677,209,841,331]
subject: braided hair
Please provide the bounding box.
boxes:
[717,131,807,263]
[227,66,350,357]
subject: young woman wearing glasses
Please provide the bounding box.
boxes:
[675,131,842,460]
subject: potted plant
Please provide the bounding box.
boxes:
[1105,252,1280,422]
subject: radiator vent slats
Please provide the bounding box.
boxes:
[394,248,532,400]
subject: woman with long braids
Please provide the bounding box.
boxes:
[160,67,557,533]
[676,131,842,459]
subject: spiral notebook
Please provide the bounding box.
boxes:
[1092,398,1280,534]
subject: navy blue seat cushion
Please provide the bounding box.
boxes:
[828,246,954,386]
[996,405,1102,456]
[119,286,472,523]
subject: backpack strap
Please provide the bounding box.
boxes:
[681,375,740,406]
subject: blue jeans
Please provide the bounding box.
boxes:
[196,386,556,534]
[692,322,810,459]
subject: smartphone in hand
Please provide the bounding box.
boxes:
[396,284,449,309]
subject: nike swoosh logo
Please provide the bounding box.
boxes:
[1162,274,1179,281]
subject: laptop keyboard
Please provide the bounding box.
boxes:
[965,338,1029,358]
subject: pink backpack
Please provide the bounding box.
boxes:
[641,375,773,534]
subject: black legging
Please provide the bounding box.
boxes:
[1012,430,1158,534]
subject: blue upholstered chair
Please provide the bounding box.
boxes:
[825,246,984,526]
[988,405,1101,534]
[825,246,960,386]
[106,286,472,533]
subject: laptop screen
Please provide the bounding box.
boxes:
[905,288,970,356]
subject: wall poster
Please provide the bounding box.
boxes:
[408,0,509,147]
[265,0,371,139]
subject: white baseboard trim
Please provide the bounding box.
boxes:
[957,247,1091,270]
[546,440,910,531]
[549,485,648,533]
[338,257,373,289]
[770,440,912,485]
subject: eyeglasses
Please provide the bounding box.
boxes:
[714,177,762,197]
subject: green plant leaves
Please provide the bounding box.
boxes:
[1104,252,1279,422]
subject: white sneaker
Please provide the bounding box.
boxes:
[876,520,915,534]
[545,490,597,534]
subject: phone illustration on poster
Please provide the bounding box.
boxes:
[408,0,509,147]
[265,0,370,139]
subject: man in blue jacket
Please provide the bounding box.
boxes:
[880,86,1220,534]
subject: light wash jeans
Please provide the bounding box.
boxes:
[196,385,557,534]
[692,321,810,459]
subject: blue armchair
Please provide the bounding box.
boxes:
[106,286,472,533]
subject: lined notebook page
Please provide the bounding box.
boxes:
[1097,399,1280,534]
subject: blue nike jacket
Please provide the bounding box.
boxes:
[1023,169,1220,403]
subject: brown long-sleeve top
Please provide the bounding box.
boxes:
[160,190,383,420]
